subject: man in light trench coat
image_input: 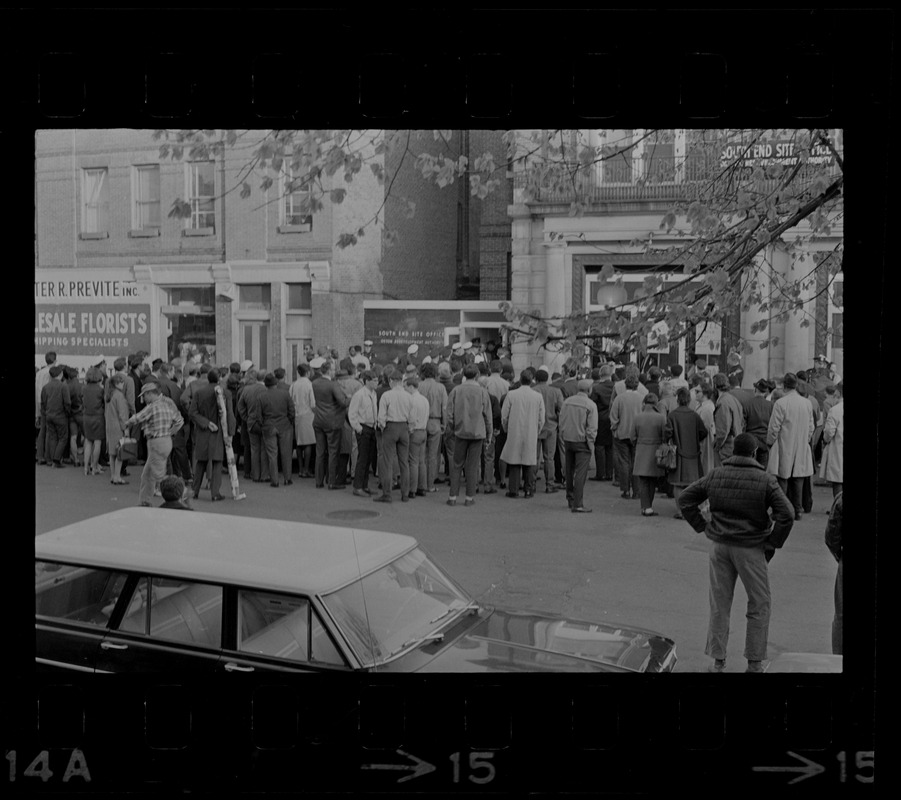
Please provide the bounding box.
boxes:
[500,370,545,499]
[766,372,815,521]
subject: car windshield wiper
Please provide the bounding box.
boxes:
[385,631,446,659]
[429,601,479,625]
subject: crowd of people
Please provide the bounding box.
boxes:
[35,343,843,516]
[36,342,845,668]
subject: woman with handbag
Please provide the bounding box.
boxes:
[104,372,131,485]
[664,387,708,519]
[82,367,106,475]
[630,393,667,517]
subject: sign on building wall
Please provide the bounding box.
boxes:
[35,276,152,358]
[364,307,462,364]
[694,321,722,356]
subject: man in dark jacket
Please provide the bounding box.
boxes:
[260,372,296,487]
[677,432,794,673]
[311,357,350,489]
[40,365,71,467]
[237,370,269,483]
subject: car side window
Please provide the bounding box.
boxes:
[238,590,345,666]
[117,576,223,649]
[35,561,129,627]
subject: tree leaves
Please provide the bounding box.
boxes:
[330,188,347,204]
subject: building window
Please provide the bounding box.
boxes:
[239,284,271,311]
[279,167,312,232]
[131,164,161,234]
[287,283,312,311]
[601,130,634,184]
[185,161,215,233]
[81,167,109,237]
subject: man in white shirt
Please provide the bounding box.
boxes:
[348,371,379,496]
[374,371,414,503]
[404,375,431,498]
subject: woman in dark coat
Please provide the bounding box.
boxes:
[630,393,667,517]
[664,387,708,518]
[81,367,106,475]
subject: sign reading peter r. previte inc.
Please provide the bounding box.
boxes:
[34,276,152,355]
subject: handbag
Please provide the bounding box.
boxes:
[655,442,677,470]
[117,436,138,465]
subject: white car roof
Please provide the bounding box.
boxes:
[35,508,417,596]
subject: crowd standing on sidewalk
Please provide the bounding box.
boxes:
[37,343,844,667]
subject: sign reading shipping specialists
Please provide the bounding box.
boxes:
[34,276,152,356]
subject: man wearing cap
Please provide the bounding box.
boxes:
[402,343,420,371]
[677,432,794,673]
[560,379,599,513]
[126,381,184,507]
[40,364,71,467]
[311,358,351,490]
[362,340,376,366]
[351,345,370,371]
[533,366,564,493]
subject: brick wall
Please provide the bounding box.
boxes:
[381,130,460,301]
[469,130,512,301]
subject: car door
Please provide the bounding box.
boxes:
[94,575,224,673]
[217,588,351,675]
[35,562,132,674]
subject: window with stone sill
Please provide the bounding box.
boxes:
[80,167,109,238]
[131,164,161,236]
[183,161,216,235]
[279,167,312,233]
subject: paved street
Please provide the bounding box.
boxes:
[34,463,840,673]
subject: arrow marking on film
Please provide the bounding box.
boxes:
[752,751,825,784]
[362,749,436,783]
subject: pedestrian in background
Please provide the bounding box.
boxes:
[405,374,430,498]
[824,491,843,655]
[260,371,296,487]
[290,362,316,479]
[419,361,448,492]
[64,365,84,467]
[374,369,413,503]
[589,364,615,482]
[665,387,708,519]
[348,370,379,497]
[766,372,815,521]
[677,432,794,673]
[631,393,667,517]
[712,372,744,466]
[82,367,106,476]
[126,382,184,507]
[35,351,58,465]
[500,369,544,500]
[533,366,563,493]
[696,384,717,475]
[311,358,350,490]
[446,363,493,507]
[559,379,598,513]
[610,373,644,500]
[40,364,70,468]
[819,381,843,498]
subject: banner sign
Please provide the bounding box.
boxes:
[720,140,836,168]
[364,307,462,364]
[34,304,152,354]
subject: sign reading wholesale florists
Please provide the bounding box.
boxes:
[35,275,152,355]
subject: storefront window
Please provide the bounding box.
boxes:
[239,284,271,310]
[164,286,216,364]
[287,283,311,311]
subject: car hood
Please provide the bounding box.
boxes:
[414,607,677,673]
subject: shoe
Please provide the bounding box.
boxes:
[153,490,162,497]
[110,479,129,485]
[545,486,559,494]
[193,491,200,500]
[523,492,534,499]
[428,487,438,493]
[415,490,426,497]
[446,498,457,506]
[673,513,684,520]
[571,506,593,513]
[505,492,517,498]
[499,482,506,489]
[270,482,279,487]
[794,511,802,521]
[211,494,224,502]
[642,509,659,517]
[353,489,369,497]
[464,498,475,507]
[362,487,372,495]
[284,479,293,486]
[620,492,632,499]
[408,493,416,499]
[483,486,497,494]
[434,477,445,485]
[328,484,346,490]
[745,660,768,673]
[373,495,392,503]
[120,469,129,476]
[140,501,152,507]
[708,659,726,673]
[401,496,409,502]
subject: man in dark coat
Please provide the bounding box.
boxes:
[311,357,350,489]
[677,433,794,673]
[260,372,296,487]
[40,365,71,467]
[236,370,269,483]
[589,364,616,481]
[188,369,235,501]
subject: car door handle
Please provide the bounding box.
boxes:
[224,662,255,672]
[100,641,129,651]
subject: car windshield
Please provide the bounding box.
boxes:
[322,548,473,667]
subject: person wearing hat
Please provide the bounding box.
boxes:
[402,343,420,371]
[351,344,371,371]
[187,368,235,501]
[126,380,184,507]
[311,357,351,489]
[39,364,71,468]
[629,393,667,517]
[559,379,598,513]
